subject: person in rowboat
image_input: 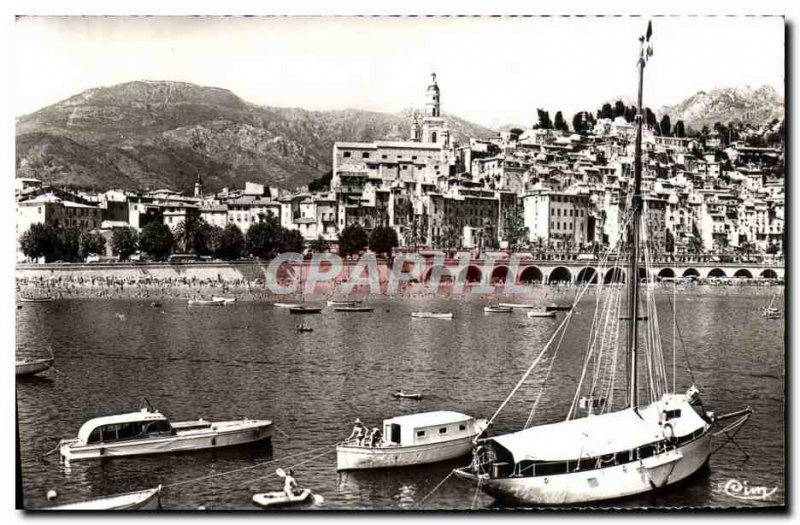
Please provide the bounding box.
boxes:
[283,469,300,497]
[346,418,368,445]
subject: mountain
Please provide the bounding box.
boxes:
[657,85,784,131]
[15,80,496,192]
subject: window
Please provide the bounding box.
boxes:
[382,155,388,159]
[459,424,466,431]
[416,430,426,437]
[439,427,448,434]
[362,152,370,159]
[343,151,351,158]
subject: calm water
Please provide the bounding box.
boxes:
[16,289,785,510]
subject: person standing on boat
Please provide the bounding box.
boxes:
[368,427,382,447]
[346,418,368,445]
[283,469,299,497]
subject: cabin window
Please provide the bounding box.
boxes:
[145,420,173,436]
[343,152,351,158]
[439,427,448,434]
[362,152,370,159]
[459,424,466,431]
[663,409,681,420]
[87,428,103,444]
[416,430,426,438]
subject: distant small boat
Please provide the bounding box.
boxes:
[544,303,573,312]
[45,485,162,511]
[296,325,314,333]
[333,306,373,312]
[188,299,224,307]
[19,296,54,303]
[212,296,237,304]
[498,303,535,309]
[484,305,513,313]
[527,309,556,318]
[274,302,302,309]
[327,300,362,307]
[289,306,323,314]
[252,489,313,509]
[150,301,162,308]
[16,356,55,377]
[393,391,423,400]
[411,312,453,320]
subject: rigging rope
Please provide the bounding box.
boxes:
[412,471,455,508]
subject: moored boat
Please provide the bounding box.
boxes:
[527,309,556,318]
[58,406,272,462]
[289,306,323,314]
[336,411,488,470]
[411,312,453,320]
[19,295,54,303]
[393,391,423,400]
[16,356,55,377]
[544,303,572,312]
[273,302,302,309]
[45,485,162,511]
[188,298,224,307]
[484,305,513,313]
[333,306,373,312]
[212,296,237,304]
[498,303,535,309]
[327,300,362,307]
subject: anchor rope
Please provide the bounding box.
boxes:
[413,470,455,508]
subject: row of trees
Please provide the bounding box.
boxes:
[20,223,107,263]
[534,100,689,138]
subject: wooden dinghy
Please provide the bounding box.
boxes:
[498,302,535,309]
[289,306,323,314]
[273,302,302,308]
[45,485,161,511]
[16,356,54,377]
[527,309,556,318]
[411,312,453,320]
[212,296,237,304]
[19,296,54,303]
[484,305,513,313]
[326,300,362,307]
[188,299,224,307]
[252,489,313,509]
[393,391,423,400]
[332,306,373,312]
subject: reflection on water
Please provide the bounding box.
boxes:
[16,290,784,509]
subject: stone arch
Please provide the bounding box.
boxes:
[733,269,753,279]
[657,268,675,279]
[682,268,700,278]
[421,266,454,283]
[457,265,483,283]
[760,269,778,279]
[575,267,598,284]
[707,268,727,278]
[518,266,543,284]
[490,265,509,284]
[604,267,626,284]
[548,266,572,284]
[638,267,649,282]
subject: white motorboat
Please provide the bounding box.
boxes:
[498,303,535,309]
[58,406,272,462]
[274,302,302,308]
[411,312,453,320]
[252,489,312,508]
[16,356,55,377]
[327,300,362,307]
[485,305,513,313]
[188,298,224,307]
[453,24,752,506]
[212,296,237,304]
[336,411,488,470]
[45,485,162,510]
[526,309,556,318]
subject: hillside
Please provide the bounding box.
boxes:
[658,85,784,131]
[15,80,497,192]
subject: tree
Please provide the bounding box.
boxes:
[139,221,175,260]
[338,224,369,258]
[174,216,211,255]
[572,112,585,134]
[644,107,658,130]
[553,111,569,132]
[56,226,82,262]
[279,228,305,254]
[624,105,637,123]
[111,227,139,261]
[660,114,672,137]
[213,223,245,260]
[674,120,686,138]
[613,100,626,119]
[534,108,553,130]
[369,225,399,258]
[246,216,283,259]
[309,235,328,253]
[79,230,107,259]
[20,223,57,261]
[599,102,614,120]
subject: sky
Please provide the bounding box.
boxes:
[13,16,785,128]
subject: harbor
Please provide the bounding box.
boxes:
[16,289,783,509]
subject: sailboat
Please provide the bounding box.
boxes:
[453,23,752,505]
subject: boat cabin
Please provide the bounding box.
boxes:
[77,409,174,445]
[381,411,476,447]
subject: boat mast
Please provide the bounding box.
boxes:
[626,25,649,409]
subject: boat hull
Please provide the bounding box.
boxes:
[45,486,161,510]
[455,431,712,505]
[16,358,54,377]
[252,489,312,508]
[188,300,224,307]
[60,420,272,462]
[337,435,474,470]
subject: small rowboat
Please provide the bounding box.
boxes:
[45,485,162,511]
[484,305,512,313]
[527,309,556,318]
[333,306,373,312]
[498,302,535,309]
[150,301,162,308]
[296,325,314,333]
[393,391,423,400]
[252,489,313,509]
[545,303,573,312]
[212,296,237,304]
[327,300,362,307]
[19,296,54,303]
[273,302,302,309]
[289,306,323,314]
[16,356,55,377]
[188,299,224,307]
[411,312,453,320]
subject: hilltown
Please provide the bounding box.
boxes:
[16,74,784,264]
